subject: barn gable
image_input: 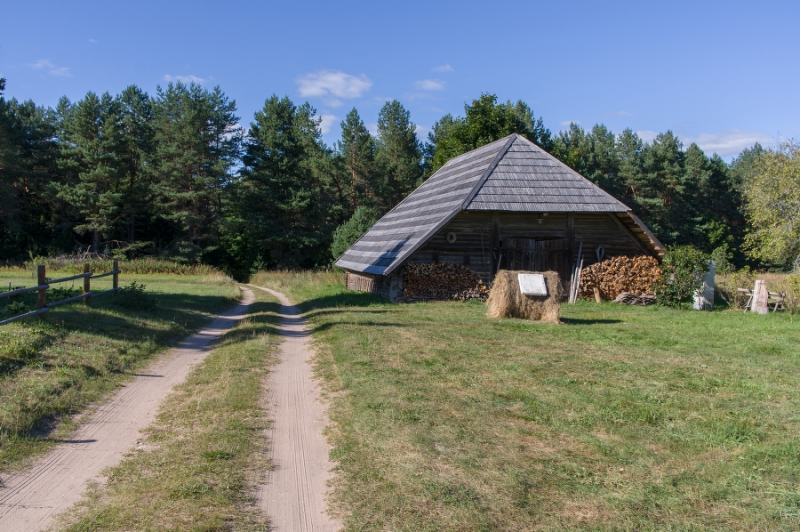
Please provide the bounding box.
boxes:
[335,134,663,277]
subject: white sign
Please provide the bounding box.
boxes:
[518,274,548,296]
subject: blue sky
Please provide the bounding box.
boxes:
[2,0,797,159]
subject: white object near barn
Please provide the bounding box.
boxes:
[693,260,715,310]
[518,274,548,296]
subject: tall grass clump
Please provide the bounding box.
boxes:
[24,256,223,275]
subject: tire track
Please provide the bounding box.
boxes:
[0,288,254,532]
[250,285,340,532]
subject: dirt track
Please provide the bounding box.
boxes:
[251,285,341,532]
[0,288,254,532]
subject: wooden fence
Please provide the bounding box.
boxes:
[0,261,121,326]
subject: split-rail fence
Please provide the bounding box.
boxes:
[0,261,121,326]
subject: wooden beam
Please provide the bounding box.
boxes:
[608,214,651,256]
[490,212,500,276]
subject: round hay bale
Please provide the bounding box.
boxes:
[487,270,562,323]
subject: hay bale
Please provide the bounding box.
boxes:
[487,270,562,323]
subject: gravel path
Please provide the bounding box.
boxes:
[250,285,341,532]
[0,288,255,532]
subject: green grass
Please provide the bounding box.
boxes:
[58,287,279,531]
[0,269,241,471]
[252,270,800,531]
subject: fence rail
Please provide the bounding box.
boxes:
[0,261,121,326]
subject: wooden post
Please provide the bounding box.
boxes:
[753,279,769,315]
[112,260,119,294]
[490,212,500,277]
[593,287,602,304]
[84,263,91,306]
[37,265,47,320]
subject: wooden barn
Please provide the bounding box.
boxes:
[335,133,664,300]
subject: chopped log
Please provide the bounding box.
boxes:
[615,292,656,306]
[403,262,489,300]
[579,256,661,301]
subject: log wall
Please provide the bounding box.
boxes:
[407,211,649,284]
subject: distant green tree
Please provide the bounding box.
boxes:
[426,93,551,171]
[151,82,240,262]
[743,140,800,267]
[0,81,64,259]
[223,95,333,273]
[56,91,124,252]
[116,85,155,249]
[337,108,376,212]
[551,123,622,197]
[330,206,377,261]
[375,100,423,210]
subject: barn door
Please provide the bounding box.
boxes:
[495,238,568,273]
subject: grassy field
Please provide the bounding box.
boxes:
[0,269,241,471]
[58,287,280,531]
[253,271,800,531]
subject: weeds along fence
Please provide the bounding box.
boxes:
[0,260,121,326]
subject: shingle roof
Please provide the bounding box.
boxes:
[335,134,660,276]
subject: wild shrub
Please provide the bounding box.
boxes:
[780,273,800,315]
[655,245,709,308]
[115,281,156,310]
[716,267,757,309]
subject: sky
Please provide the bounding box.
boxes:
[2,0,797,160]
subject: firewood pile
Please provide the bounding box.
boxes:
[403,262,489,300]
[615,292,656,306]
[579,256,662,301]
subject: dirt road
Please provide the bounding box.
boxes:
[0,288,254,532]
[250,285,341,532]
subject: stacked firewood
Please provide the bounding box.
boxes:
[579,256,662,301]
[615,292,657,306]
[403,262,489,300]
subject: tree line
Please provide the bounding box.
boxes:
[0,79,792,276]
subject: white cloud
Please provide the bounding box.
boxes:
[365,122,378,135]
[88,38,98,44]
[432,64,454,73]
[28,59,72,77]
[687,129,773,157]
[296,70,372,107]
[636,130,658,143]
[616,110,633,117]
[414,79,445,91]
[415,124,431,139]
[560,120,580,127]
[319,113,339,135]
[163,74,205,84]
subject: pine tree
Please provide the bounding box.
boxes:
[375,100,423,210]
[337,108,376,211]
[151,82,240,261]
[116,85,155,248]
[57,92,124,252]
[223,95,332,272]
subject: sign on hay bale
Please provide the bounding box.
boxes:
[487,270,562,323]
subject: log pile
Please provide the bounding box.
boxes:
[615,292,656,306]
[403,262,489,300]
[579,256,662,301]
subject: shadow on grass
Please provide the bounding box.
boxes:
[560,317,624,325]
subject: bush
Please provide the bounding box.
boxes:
[655,245,710,309]
[330,207,377,261]
[780,273,800,315]
[716,267,756,309]
[115,281,156,310]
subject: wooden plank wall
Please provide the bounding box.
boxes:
[405,211,649,284]
[345,271,391,298]
[574,214,646,265]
